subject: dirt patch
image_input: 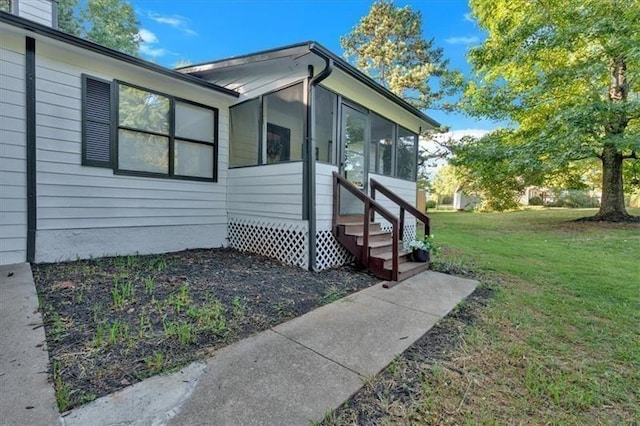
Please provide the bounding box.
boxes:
[321,270,495,425]
[32,248,378,411]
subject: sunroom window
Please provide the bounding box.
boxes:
[396,126,417,181]
[229,99,259,167]
[229,83,305,167]
[369,113,394,176]
[264,84,304,163]
[314,86,337,163]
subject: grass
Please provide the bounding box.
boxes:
[326,207,640,424]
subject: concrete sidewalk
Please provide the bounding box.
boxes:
[61,271,478,426]
[0,263,60,426]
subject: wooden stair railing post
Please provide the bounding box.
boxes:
[362,200,370,265]
[391,218,399,281]
[332,173,339,234]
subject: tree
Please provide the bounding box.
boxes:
[57,0,82,37]
[462,0,640,221]
[57,0,140,56]
[341,0,458,111]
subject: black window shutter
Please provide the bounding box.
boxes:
[82,75,112,167]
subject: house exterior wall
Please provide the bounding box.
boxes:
[227,162,303,220]
[0,21,236,264]
[226,162,308,268]
[15,0,54,27]
[0,30,27,265]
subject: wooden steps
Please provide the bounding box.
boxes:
[334,216,429,283]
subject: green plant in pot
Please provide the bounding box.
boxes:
[407,235,439,262]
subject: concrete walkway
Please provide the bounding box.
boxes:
[0,263,60,426]
[1,264,477,426]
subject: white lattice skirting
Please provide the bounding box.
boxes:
[314,229,355,271]
[228,217,309,269]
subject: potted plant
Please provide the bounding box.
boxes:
[407,235,439,262]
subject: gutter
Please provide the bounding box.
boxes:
[304,54,333,271]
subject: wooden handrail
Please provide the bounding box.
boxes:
[370,178,430,238]
[332,172,399,281]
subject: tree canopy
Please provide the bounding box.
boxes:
[58,0,140,56]
[459,0,640,220]
[341,0,458,111]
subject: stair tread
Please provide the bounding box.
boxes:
[345,229,390,237]
[370,249,411,261]
[398,261,429,273]
[338,221,380,227]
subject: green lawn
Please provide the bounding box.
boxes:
[422,208,640,424]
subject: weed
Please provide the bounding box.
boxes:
[321,285,346,304]
[48,312,71,342]
[145,351,165,374]
[144,276,155,294]
[111,278,135,309]
[93,323,106,348]
[187,297,227,336]
[273,299,295,316]
[149,256,168,272]
[231,296,247,321]
[168,283,191,313]
[163,319,196,345]
[52,360,71,412]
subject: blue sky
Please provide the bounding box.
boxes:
[131,0,496,133]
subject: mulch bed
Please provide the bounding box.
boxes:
[32,248,378,411]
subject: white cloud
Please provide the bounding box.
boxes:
[139,44,169,58]
[420,129,492,180]
[445,36,480,45]
[138,29,158,44]
[440,129,491,140]
[147,12,197,36]
[464,12,474,22]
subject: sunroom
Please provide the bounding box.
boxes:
[181,42,440,278]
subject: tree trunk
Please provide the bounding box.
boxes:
[590,55,635,221]
[597,143,630,220]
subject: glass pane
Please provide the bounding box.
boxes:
[118,129,168,173]
[314,86,336,163]
[176,102,214,142]
[396,127,417,180]
[118,85,169,133]
[370,113,394,176]
[264,83,304,163]
[175,140,213,178]
[343,108,366,188]
[229,99,259,167]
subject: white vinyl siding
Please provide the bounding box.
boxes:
[29,38,233,262]
[16,0,54,27]
[369,173,417,232]
[315,163,338,230]
[228,162,303,220]
[0,31,27,265]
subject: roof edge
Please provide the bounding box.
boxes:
[309,43,442,130]
[0,11,239,98]
[177,41,315,74]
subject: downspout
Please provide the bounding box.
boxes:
[26,36,36,262]
[304,50,333,271]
